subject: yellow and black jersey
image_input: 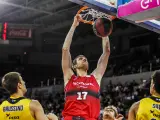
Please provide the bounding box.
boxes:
[136,96,160,120]
[0,97,35,120]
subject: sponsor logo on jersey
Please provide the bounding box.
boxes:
[6,113,10,117]
[152,104,160,110]
[3,105,23,112]
[5,114,20,119]
[9,116,19,119]
[73,81,94,88]
[73,82,94,86]
[150,110,160,118]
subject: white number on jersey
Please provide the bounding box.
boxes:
[77,92,88,100]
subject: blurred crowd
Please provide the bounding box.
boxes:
[32,92,65,119]
[107,52,160,77]
[100,80,150,119]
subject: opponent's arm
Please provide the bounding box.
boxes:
[128,101,139,120]
[91,36,110,83]
[62,15,80,83]
[47,113,58,120]
[30,100,49,120]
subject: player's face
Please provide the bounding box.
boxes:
[103,109,115,120]
[76,55,89,71]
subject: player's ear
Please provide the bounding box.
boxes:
[72,64,77,69]
[152,83,156,90]
[17,82,22,89]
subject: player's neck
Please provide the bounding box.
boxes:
[76,69,87,76]
[10,91,24,98]
[152,92,160,98]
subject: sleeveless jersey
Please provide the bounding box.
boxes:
[136,96,160,120]
[62,75,100,120]
[0,97,35,120]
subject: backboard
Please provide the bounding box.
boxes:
[69,0,160,34]
[69,0,117,15]
[118,0,160,34]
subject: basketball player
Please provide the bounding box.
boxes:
[103,106,124,120]
[62,15,110,120]
[0,72,57,120]
[128,70,160,120]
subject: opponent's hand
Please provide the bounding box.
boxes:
[46,113,58,120]
[115,114,124,120]
[72,14,81,27]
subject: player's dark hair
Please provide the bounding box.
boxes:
[2,72,21,94]
[152,70,160,94]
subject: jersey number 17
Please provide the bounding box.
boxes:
[77,92,88,100]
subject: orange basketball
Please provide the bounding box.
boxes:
[93,18,113,37]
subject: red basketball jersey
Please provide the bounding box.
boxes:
[62,75,100,120]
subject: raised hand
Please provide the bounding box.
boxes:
[72,14,81,27]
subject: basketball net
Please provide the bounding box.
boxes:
[77,6,116,25]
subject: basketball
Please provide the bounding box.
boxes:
[93,18,113,37]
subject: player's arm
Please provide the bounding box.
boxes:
[30,100,49,120]
[91,36,110,83]
[62,15,80,83]
[128,101,140,120]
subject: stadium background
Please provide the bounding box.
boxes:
[0,0,160,119]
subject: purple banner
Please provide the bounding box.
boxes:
[118,0,160,18]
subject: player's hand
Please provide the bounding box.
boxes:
[46,113,58,120]
[115,114,124,120]
[72,14,81,27]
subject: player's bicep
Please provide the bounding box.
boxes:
[128,101,139,120]
[30,100,48,120]
[128,108,136,120]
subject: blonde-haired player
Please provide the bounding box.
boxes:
[103,105,124,120]
[0,72,57,120]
